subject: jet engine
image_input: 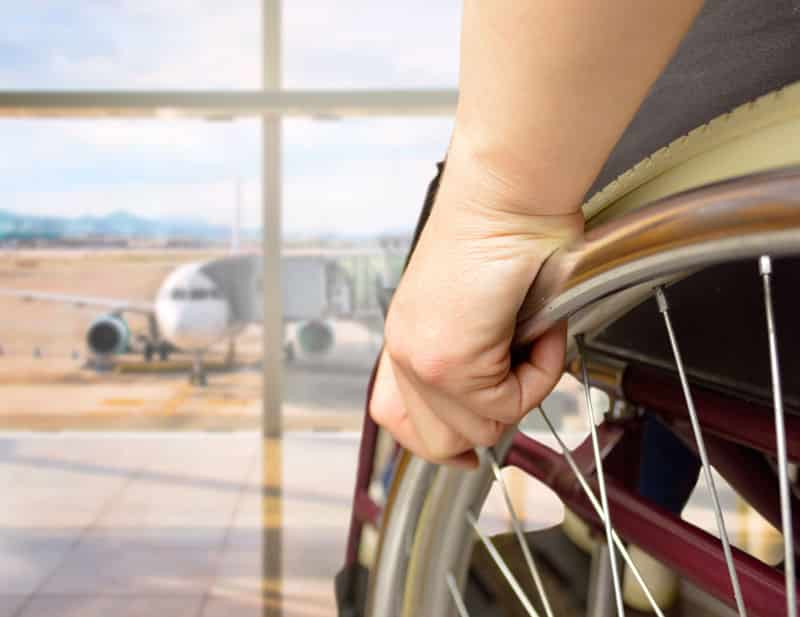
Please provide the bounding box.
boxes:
[87,314,130,356]
[296,319,334,355]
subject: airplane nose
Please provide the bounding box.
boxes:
[157,301,229,350]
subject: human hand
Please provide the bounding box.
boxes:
[370,156,583,468]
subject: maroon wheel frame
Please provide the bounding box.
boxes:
[343,361,797,616]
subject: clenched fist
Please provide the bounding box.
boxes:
[370,151,583,468]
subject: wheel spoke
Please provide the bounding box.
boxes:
[487,449,555,617]
[655,287,748,617]
[538,405,667,617]
[466,511,542,617]
[577,335,626,617]
[446,572,472,617]
[759,255,796,617]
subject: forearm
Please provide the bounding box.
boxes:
[450,0,704,215]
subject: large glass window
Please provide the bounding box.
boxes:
[0,118,261,430]
[281,117,453,424]
[0,2,261,89]
[284,1,461,89]
[0,3,463,615]
[0,118,261,226]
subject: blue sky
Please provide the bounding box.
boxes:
[0,1,460,235]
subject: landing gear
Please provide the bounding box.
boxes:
[284,341,295,363]
[143,340,169,363]
[224,339,237,368]
[190,352,207,386]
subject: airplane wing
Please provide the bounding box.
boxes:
[0,289,154,315]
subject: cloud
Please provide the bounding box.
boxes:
[0,1,460,90]
[283,1,461,88]
[0,2,260,89]
[0,3,460,237]
[1,116,453,234]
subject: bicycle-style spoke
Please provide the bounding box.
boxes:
[446,572,472,617]
[486,449,555,617]
[655,287,748,617]
[576,335,626,617]
[538,405,667,617]
[759,255,797,617]
[466,511,542,617]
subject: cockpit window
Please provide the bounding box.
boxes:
[170,287,220,301]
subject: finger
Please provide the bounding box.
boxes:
[463,321,566,425]
[393,365,477,461]
[515,320,567,413]
[390,413,478,469]
[369,352,423,450]
[399,368,508,448]
[370,353,478,468]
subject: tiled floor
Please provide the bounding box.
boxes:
[0,432,358,617]
[0,428,783,617]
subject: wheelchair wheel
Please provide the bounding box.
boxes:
[355,83,800,617]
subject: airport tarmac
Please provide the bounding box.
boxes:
[0,313,380,433]
[0,249,383,433]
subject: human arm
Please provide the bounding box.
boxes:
[371,0,704,467]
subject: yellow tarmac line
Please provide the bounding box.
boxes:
[161,383,192,415]
[102,398,145,407]
[262,437,283,612]
[0,414,362,431]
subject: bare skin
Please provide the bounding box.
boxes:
[372,0,705,467]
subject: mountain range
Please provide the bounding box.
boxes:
[0,209,253,242]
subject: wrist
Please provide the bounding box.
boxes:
[421,174,583,272]
[445,127,583,217]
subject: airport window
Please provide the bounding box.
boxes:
[0,2,261,89]
[281,116,453,418]
[0,5,462,617]
[284,1,460,89]
[0,117,261,429]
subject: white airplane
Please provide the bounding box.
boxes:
[0,253,264,385]
[0,249,374,384]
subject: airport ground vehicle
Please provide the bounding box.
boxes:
[339,82,800,617]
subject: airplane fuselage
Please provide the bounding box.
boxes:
[155,263,238,352]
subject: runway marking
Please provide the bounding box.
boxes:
[161,383,191,415]
[203,398,251,407]
[102,398,145,407]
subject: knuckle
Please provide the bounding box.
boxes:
[386,341,458,388]
[384,317,463,387]
[473,419,505,447]
[368,400,386,426]
[369,390,398,427]
[408,351,454,386]
[382,315,403,357]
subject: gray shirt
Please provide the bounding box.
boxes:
[587,0,800,198]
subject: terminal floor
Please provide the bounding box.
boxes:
[0,432,356,617]
[0,430,779,617]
